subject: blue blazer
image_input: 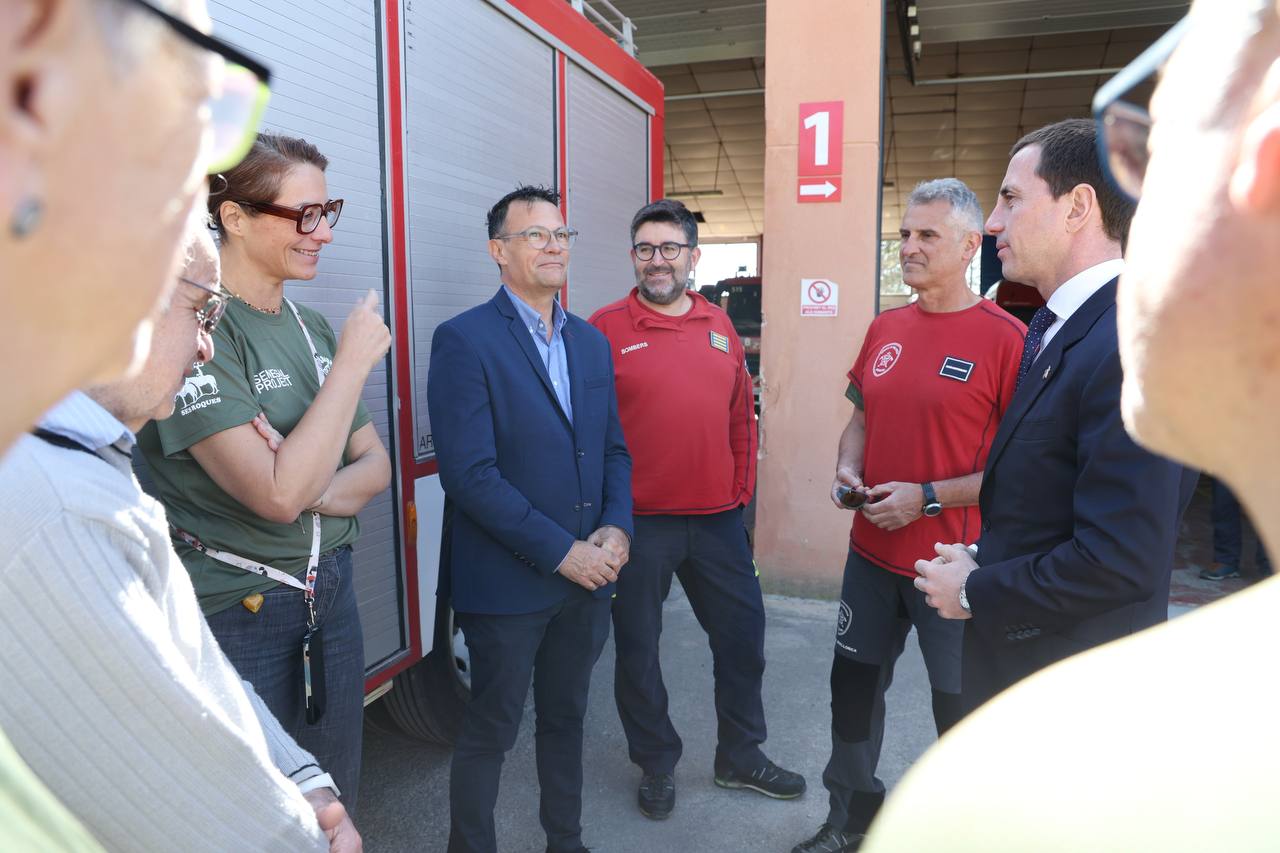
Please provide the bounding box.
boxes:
[427,287,633,615]
[964,279,1197,710]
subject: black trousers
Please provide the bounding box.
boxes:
[447,594,611,853]
[611,508,768,776]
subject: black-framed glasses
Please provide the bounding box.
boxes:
[120,0,272,175]
[237,199,344,234]
[634,241,692,261]
[179,277,229,334]
[1092,16,1189,202]
[496,227,578,250]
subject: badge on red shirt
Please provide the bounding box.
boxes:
[939,356,975,382]
[709,331,730,353]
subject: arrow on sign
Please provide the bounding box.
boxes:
[799,181,838,198]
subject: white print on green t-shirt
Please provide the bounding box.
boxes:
[177,365,221,416]
[252,369,294,394]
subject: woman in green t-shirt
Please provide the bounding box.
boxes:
[141,133,392,811]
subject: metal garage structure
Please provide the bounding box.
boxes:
[584,0,1187,245]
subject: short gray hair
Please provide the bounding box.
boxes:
[906,178,984,235]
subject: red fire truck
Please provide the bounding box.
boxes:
[203,0,663,742]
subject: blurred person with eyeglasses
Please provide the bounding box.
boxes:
[138,133,391,813]
[0,1,271,849]
[858,10,1280,849]
[0,0,269,460]
[587,199,806,823]
[0,215,359,852]
[428,185,632,853]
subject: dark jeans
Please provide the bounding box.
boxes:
[1212,479,1271,573]
[206,545,365,812]
[612,508,768,776]
[448,594,611,853]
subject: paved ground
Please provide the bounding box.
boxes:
[358,475,1269,852]
[358,588,932,853]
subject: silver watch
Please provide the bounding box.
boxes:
[958,579,971,614]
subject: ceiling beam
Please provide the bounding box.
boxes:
[639,41,765,67]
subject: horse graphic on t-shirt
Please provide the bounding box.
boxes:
[177,366,219,408]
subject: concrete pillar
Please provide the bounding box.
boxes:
[755,0,883,597]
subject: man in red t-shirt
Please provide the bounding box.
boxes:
[792,180,1024,853]
[591,200,804,823]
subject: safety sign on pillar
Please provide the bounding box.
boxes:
[797,100,844,203]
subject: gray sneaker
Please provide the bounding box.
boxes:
[791,823,863,853]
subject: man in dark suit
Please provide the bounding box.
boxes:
[427,185,633,853]
[913,119,1196,713]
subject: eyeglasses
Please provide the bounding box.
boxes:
[495,227,578,250]
[179,277,229,335]
[634,242,692,261]
[120,0,272,175]
[1092,16,1189,202]
[236,199,344,234]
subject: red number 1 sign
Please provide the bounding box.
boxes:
[798,101,843,203]
[798,101,843,177]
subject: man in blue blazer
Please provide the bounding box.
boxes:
[913,119,1197,712]
[427,185,633,853]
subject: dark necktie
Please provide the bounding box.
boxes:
[1016,306,1057,390]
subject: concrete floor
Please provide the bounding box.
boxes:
[357,476,1264,852]
[358,587,933,853]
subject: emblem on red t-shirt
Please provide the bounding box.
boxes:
[872,342,902,377]
[939,356,975,382]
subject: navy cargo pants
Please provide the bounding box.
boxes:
[612,507,768,776]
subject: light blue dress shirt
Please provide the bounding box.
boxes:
[503,285,573,424]
[39,391,135,451]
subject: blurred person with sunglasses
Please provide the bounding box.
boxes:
[0,0,268,460]
[0,217,359,852]
[0,1,268,849]
[862,6,1280,850]
[140,133,392,813]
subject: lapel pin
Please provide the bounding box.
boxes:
[1043,366,1052,380]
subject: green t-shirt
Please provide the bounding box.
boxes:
[139,298,372,616]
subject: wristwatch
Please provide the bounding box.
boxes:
[921,482,943,517]
[959,578,971,614]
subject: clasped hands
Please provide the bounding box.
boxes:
[557,526,630,591]
[913,542,976,620]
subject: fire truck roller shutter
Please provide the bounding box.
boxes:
[406,0,556,460]
[564,61,650,317]
[206,1,403,670]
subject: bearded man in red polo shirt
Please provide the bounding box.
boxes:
[590,199,804,822]
[792,179,1024,853]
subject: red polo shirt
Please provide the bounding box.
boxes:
[590,289,756,515]
[848,300,1025,576]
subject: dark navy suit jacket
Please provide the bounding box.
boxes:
[427,287,633,615]
[964,278,1197,710]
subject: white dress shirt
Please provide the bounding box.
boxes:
[1039,258,1125,354]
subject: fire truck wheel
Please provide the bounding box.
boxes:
[379,602,470,745]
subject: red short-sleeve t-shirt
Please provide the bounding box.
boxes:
[847,299,1025,575]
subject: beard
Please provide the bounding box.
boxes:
[637,264,688,305]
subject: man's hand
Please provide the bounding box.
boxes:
[914,542,976,620]
[557,540,620,591]
[862,481,925,530]
[252,412,285,452]
[303,788,362,853]
[588,525,630,570]
[830,466,866,510]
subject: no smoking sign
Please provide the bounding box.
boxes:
[801,278,839,317]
